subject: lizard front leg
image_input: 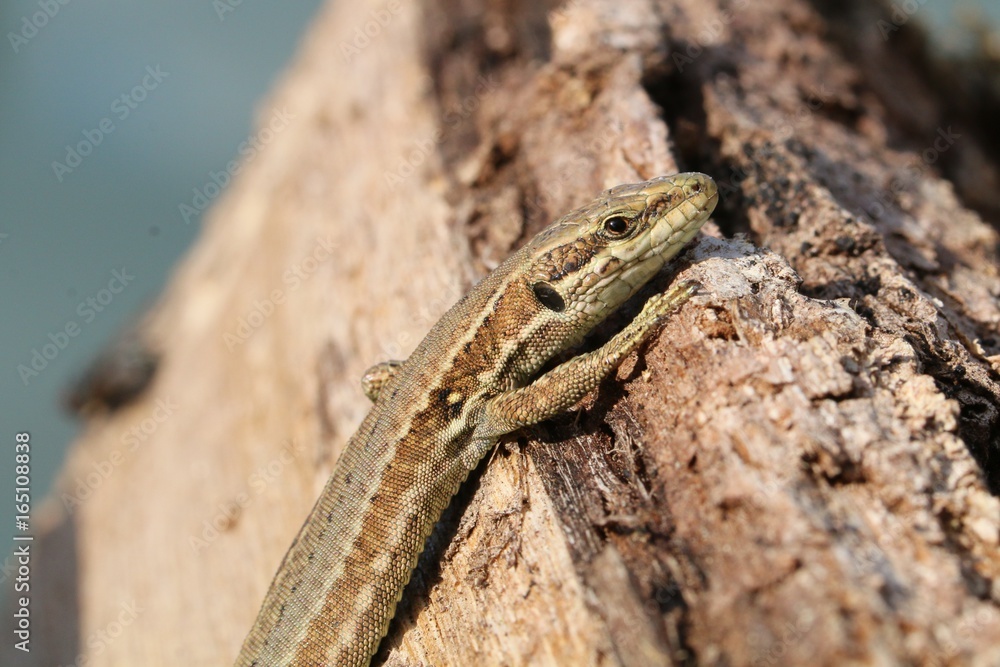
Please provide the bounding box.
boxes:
[463,279,700,467]
[360,360,405,402]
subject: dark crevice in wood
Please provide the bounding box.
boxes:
[934,504,999,601]
[421,0,557,173]
[642,58,754,241]
[809,0,1000,226]
[640,50,710,168]
[932,373,1000,495]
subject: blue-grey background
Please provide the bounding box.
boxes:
[0,0,323,582]
[0,0,994,596]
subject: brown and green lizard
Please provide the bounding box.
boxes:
[237,172,718,666]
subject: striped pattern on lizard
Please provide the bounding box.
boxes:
[236,172,719,666]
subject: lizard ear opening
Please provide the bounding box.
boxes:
[532,282,566,312]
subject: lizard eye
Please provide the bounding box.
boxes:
[532,282,566,312]
[602,215,632,237]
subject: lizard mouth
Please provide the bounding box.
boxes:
[647,172,718,253]
[573,173,717,315]
[609,174,717,287]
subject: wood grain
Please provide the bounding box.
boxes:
[9,0,1000,665]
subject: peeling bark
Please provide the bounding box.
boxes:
[10,0,1000,665]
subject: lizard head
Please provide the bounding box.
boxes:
[524,172,717,325]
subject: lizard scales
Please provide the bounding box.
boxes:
[237,173,718,666]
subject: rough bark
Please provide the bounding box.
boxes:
[11,0,1000,665]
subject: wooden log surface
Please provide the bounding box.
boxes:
[8,0,1000,665]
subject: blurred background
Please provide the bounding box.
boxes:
[0,0,323,579]
[0,0,995,589]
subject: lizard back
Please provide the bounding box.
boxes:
[236,173,718,666]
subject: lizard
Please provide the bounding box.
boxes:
[236,172,718,666]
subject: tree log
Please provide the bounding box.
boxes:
[11,0,1000,665]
